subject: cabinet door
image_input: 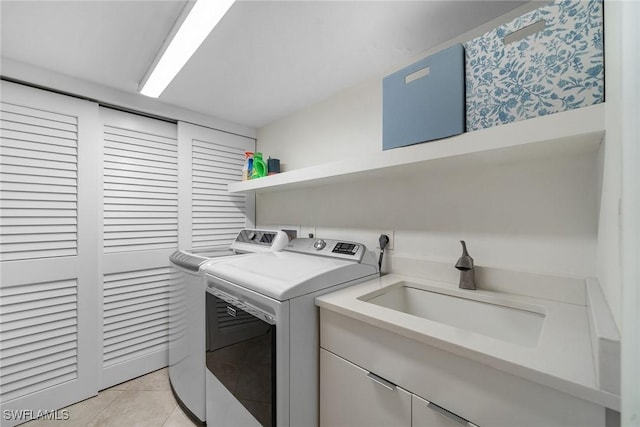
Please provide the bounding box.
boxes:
[320,349,411,427]
[413,394,478,427]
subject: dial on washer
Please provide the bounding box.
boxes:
[313,239,326,250]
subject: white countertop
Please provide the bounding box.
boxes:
[316,273,621,410]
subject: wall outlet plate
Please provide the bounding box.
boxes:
[379,230,395,251]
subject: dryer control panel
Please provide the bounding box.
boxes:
[231,229,289,253]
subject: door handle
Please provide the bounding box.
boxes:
[366,372,397,391]
[427,401,478,426]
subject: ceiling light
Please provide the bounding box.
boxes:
[139,0,235,98]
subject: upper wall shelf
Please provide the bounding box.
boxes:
[228,104,605,194]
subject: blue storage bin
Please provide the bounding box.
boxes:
[465,0,604,131]
[382,44,465,150]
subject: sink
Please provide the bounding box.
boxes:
[359,282,545,347]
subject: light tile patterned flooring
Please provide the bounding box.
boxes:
[22,368,198,427]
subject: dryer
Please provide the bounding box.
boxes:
[202,238,379,427]
[168,229,288,424]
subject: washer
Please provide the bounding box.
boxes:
[168,229,289,424]
[202,238,379,427]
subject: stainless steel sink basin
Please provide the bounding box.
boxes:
[359,282,545,347]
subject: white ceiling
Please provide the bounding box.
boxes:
[1,0,528,129]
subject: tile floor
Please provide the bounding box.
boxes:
[22,368,198,427]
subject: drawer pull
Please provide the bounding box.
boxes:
[427,401,478,426]
[366,372,396,391]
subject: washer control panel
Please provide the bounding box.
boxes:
[332,242,359,256]
[285,238,365,261]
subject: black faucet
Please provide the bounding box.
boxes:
[455,240,476,290]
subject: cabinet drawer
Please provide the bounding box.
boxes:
[320,349,411,427]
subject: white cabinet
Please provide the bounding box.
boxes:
[319,309,606,427]
[320,349,411,427]
[320,348,478,427]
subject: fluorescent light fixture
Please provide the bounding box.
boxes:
[139,0,235,98]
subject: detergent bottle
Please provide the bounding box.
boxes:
[252,152,267,178]
[242,152,253,180]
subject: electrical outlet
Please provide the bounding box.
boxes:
[301,226,316,239]
[379,230,395,250]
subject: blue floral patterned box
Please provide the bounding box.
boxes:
[465,0,604,131]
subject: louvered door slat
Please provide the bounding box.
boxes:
[104,190,176,201]
[103,269,170,286]
[105,197,176,206]
[1,199,77,209]
[104,139,176,159]
[190,133,251,248]
[104,175,177,188]
[104,167,177,182]
[104,217,176,226]
[104,127,176,148]
[2,155,77,171]
[0,111,77,133]
[104,316,168,337]
[104,309,167,332]
[1,342,76,369]
[102,267,174,368]
[192,227,243,236]
[1,332,76,361]
[104,146,175,165]
[105,211,176,218]
[1,121,77,141]
[0,318,77,342]
[104,161,176,175]
[0,279,78,403]
[103,120,178,254]
[0,103,79,262]
[192,139,244,157]
[1,129,78,149]
[1,102,78,125]
[103,223,174,233]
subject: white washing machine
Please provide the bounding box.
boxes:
[202,238,379,427]
[168,229,289,424]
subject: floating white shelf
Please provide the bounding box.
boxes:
[228,104,605,194]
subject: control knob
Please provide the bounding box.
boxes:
[313,239,327,250]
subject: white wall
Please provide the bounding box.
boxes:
[256,1,600,279]
[596,0,623,334]
[257,147,598,276]
[618,1,640,425]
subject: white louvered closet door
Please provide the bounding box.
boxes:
[0,82,100,427]
[177,122,255,250]
[100,108,179,389]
